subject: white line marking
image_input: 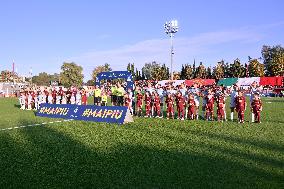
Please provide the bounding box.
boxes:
[0,119,74,132]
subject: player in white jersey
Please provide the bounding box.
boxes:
[157,85,165,117]
[70,93,76,104]
[179,83,188,118]
[61,94,67,104]
[41,92,47,104]
[27,93,33,110]
[34,93,38,110]
[19,92,26,110]
[37,92,44,109]
[48,93,53,104]
[190,83,200,120]
[76,92,82,105]
[230,85,239,121]
[56,95,61,104]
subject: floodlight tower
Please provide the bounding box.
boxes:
[164,20,178,80]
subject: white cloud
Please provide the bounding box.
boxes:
[69,28,263,80]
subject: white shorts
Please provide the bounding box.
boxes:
[194,100,200,107]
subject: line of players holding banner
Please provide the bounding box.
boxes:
[19,81,263,123]
[19,88,88,110]
[94,81,263,123]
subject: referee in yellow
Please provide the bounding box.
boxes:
[116,83,125,106]
[94,85,102,106]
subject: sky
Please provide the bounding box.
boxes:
[0,0,284,80]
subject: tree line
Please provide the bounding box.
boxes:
[127,45,283,81]
[14,44,283,87]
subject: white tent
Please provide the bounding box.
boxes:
[157,80,171,86]
[236,77,260,86]
[173,80,185,87]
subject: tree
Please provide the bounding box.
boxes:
[127,63,131,72]
[206,67,212,79]
[32,72,60,86]
[92,63,112,81]
[212,62,225,80]
[229,58,246,78]
[248,59,265,77]
[141,61,161,80]
[85,79,94,86]
[223,62,232,78]
[180,64,185,79]
[184,64,193,79]
[173,71,181,80]
[141,69,146,80]
[151,67,163,81]
[127,63,136,80]
[135,68,141,81]
[32,72,50,86]
[151,63,170,80]
[262,45,284,76]
[192,59,196,78]
[60,62,84,87]
[195,62,207,79]
[1,70,13,82]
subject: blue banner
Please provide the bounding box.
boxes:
[95,71,134,90]
[36,104,133,124]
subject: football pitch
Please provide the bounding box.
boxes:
[0,97,283,188]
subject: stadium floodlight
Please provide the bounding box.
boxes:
[164,19,178,80]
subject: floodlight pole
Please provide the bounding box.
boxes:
[170,33,174,81]
[164,20,178,81]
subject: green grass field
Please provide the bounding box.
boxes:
[0,97,283,188]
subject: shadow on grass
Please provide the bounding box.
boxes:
[177,128,284,153]
[13,104,21,108]
[0,119,283,188]
[155,128,284,169]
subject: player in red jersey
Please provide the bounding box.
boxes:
[187,93,196,120]
[52,89,57,104]
[165,93,174,119]
[153,92,162,118]
[216,92,226,122]
[205,89,215,121]
[251,93,262,123]
[124,93,131,111]
[235,90,247,123]
[144,92,152,117]
[136,90,144,117]
[44,89,49,103]
[176,91,185,120]
[81,90,87,105]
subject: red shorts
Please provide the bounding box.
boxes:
[137,101,142,108]
[167,106,174,113]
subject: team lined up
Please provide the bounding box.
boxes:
[19,81,263,123]
[93,82,263,123]
[19,87,88,110]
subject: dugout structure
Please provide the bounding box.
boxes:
[95,71,134,90]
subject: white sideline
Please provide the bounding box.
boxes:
[0,119,73,132]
